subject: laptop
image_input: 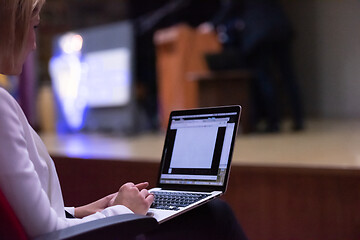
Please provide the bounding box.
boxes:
[147,105,241,223]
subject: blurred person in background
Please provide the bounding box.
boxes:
[199,0,304,132]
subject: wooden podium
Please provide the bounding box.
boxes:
[154,24,221,129]
[154,24,253,132]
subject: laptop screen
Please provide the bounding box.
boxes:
[158,106,241,192]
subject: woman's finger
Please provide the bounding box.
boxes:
[135,182,149,190]
[140,188,149,198]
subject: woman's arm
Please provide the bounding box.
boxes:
[74,193,117,218]
[0,89,140,238]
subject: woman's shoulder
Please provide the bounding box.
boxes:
[0,87,21,116]
[0,87,14,102]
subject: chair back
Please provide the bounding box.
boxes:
[0,188,28,240]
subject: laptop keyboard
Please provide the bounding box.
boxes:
[150,191,210,211]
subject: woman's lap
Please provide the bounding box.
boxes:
[139,199,248,240]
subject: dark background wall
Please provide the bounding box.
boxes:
[36,0,360,124]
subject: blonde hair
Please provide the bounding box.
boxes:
[0,0,45,70]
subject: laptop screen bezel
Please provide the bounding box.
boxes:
[156,105,241,192]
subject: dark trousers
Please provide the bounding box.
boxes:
[249,40,304,131]
[139,199,248,240]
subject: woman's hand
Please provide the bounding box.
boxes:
[110,182,154,215]
[74,193,117,218]
[74,182,154,218]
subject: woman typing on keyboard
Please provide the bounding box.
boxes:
[0,0,247,239]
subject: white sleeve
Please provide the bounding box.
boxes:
[58,205,134,227]
[64,205,134,219]
[0,89,133,238]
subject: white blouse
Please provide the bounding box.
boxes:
[0,88,133,238]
